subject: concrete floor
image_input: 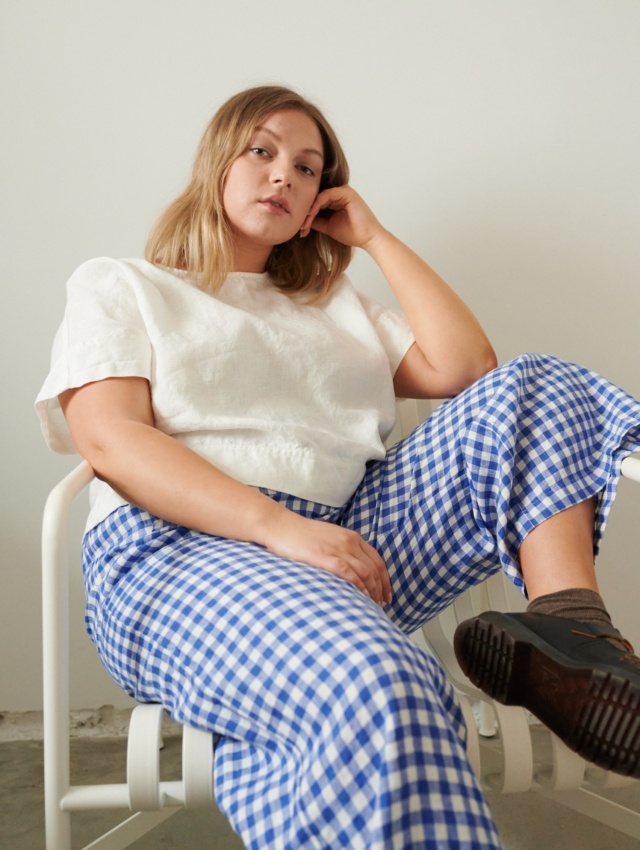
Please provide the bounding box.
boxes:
[2,732,640,849]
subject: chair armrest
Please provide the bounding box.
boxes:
[621,454,640,484]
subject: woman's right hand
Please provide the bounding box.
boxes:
[60,376,392,607]
[258,509,392,607]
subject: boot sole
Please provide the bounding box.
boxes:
[454,613,640,778]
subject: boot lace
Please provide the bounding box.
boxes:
[571,629,640,665]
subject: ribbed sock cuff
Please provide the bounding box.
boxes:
[526,588,612,627]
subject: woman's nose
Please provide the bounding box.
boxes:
[270,161,293,188]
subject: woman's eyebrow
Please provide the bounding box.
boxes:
[254,125,323,160]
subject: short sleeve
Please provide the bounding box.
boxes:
[35,257,152,453]
[356,291,415,374]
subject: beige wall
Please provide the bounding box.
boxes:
[3,0,640,711]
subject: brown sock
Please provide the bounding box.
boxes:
[526,588,613,629]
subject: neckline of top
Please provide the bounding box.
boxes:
[225,270,271,281]
[164,266,270,283]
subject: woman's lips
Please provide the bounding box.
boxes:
[260,195,290,214]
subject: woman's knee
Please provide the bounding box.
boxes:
[501,351,563,376]
[329,628,460,731]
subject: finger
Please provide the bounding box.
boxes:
[309,551,367,595]
[354,542,392,605]
[323,555,385,605]
[306,189,338,220]
[363,541,392,603]
[362,540,393,604]
[335,530,390,605]
[304,527,384,603]
[307,214,331,237]
[342,556,384,604]
[300,194,341,237]
[337,544,390,606]
[300,208,321,238]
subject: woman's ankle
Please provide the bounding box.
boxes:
[526,587,612,628]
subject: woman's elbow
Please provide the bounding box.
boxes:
[481,345,498,376]
[451,346,498,395]
[470,345,498,384]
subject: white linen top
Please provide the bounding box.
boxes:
[36,258,415,531]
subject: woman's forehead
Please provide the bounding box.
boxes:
[252,109,324,158]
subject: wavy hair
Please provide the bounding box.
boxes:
[145,86,352,301]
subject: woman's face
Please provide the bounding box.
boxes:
[223,109,324,272]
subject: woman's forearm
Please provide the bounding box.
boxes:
[86,420,289,545]
[363,228,497,386]
[306,186,496,396]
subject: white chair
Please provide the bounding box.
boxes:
[42,401,640,849]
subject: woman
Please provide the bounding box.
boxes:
[37,85,640,850]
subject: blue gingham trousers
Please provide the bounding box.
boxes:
[82,354,640,850]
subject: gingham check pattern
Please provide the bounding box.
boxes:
[82,354,640,849]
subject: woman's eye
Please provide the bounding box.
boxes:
[250,147,270,157]
[297,164,315,176]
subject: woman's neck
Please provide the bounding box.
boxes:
[231,241,271,274]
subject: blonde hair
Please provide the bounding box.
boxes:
[145,86,352,301]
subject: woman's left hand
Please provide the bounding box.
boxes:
[300,185,385,248]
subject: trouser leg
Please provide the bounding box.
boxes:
[335,353,640,633]
[83,512,502,850]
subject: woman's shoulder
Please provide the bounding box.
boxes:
[65,257,196,302]
[319,272,358,307]
[67,256,163,284]
[322,273,389,315]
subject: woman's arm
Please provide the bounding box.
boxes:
[60,376,391,605]
[304,186,497,399]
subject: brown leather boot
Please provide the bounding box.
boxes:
[454,610,640,777]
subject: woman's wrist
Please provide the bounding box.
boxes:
[249,493,296,550]
[360,226,397,261]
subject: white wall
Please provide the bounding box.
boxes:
[3,0,640,711]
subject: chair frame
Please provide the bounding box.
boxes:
[42,402,640,849]
[42,461,216,850]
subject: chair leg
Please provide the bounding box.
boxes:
[127,704,164,810]
[44,808,71,850]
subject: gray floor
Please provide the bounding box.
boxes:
[2,733,639,849]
